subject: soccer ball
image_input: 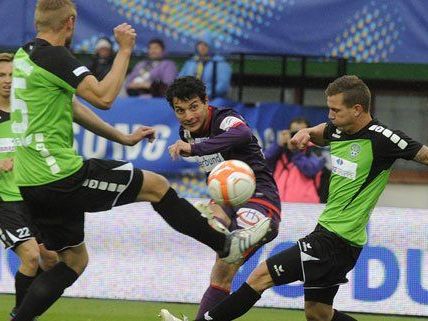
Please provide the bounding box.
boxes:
[207,160,256,207]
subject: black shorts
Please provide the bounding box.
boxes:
[266,224,361,305]
[0,201,42,249]
[20,158,143,252]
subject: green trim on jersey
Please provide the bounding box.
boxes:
[319,120,422,246]
[319,139,390,246]
[11,48,83,186]
[0,113,22,201]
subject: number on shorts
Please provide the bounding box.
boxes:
[16,227,30,239]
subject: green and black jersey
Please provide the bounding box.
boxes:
[11,38,92,186]
[319,119,422,246]
[0,110,22,201]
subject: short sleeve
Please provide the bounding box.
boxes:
[376,128,423,161]
[31,46,92,89]
[323,121,336,141]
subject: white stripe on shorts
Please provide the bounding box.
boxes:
[111,162,134,207]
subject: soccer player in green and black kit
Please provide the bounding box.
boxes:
[10,1,270,320]
[160,76,428,321]
[0,53,58,319]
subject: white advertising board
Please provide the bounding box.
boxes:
[0,202,427,316]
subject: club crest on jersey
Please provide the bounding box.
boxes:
[349,143,361,158]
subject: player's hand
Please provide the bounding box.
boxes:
[0,158,13,173]
[168,140,192,160]
[123,126,156,146]
[290,129,311,150]
[278,130,291,147]
[114,23,136,52]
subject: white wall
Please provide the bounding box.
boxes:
[1,202,427,316]
[378,183,428,209]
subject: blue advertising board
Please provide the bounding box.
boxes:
[1,0,428,63]
[72,97,328,173]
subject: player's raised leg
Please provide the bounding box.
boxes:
[138,170,273,261]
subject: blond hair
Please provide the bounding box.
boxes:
[35,0,77,32]
[0,53,14,63]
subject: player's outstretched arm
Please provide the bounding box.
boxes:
[72,98,155,146]
[76,23,136,109]
[290,123,327,149]
[413,145,428,165]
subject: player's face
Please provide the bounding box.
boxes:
[0,61,12,100]
[148,43,164,60]
[173,96,209,134]
[196,42,209,57]
[97,47,112,58]
[288,121,308,150]
[327,93,357,133]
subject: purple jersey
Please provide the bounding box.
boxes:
[180,106,281,217]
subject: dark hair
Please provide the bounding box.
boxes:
[148,38,165,51]
[289,117,310,129]
[94,36,113,52]
[166,76,207,107]
[325,75,371,112]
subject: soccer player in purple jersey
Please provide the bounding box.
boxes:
[166,76,281,320]
[161,75,428,321]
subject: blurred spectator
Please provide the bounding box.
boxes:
[178,33,231,98]
[311,145,331,203]
[264,117,329,203]
[125,38,177,97]
[88,37,115,80]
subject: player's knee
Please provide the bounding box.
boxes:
[19,246,41,272]
[304,303,332,321]
[247,261,274,293]
[73,253,89,275]
[305,309,323,321]
[68,256,88,276]
[60,246,89,276]
[305,309,318,321]
[39,246,59,270]
[210,261,239,289]
[137,170,170,202]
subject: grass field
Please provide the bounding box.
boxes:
[1,294,426,321]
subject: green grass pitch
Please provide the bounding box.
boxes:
[1,294,426,321]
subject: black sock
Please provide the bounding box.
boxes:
[152,188,226,252]
[196,282,261,321]
[332,310,358,321]
[14,271,36,309]
[13,262,78,321]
